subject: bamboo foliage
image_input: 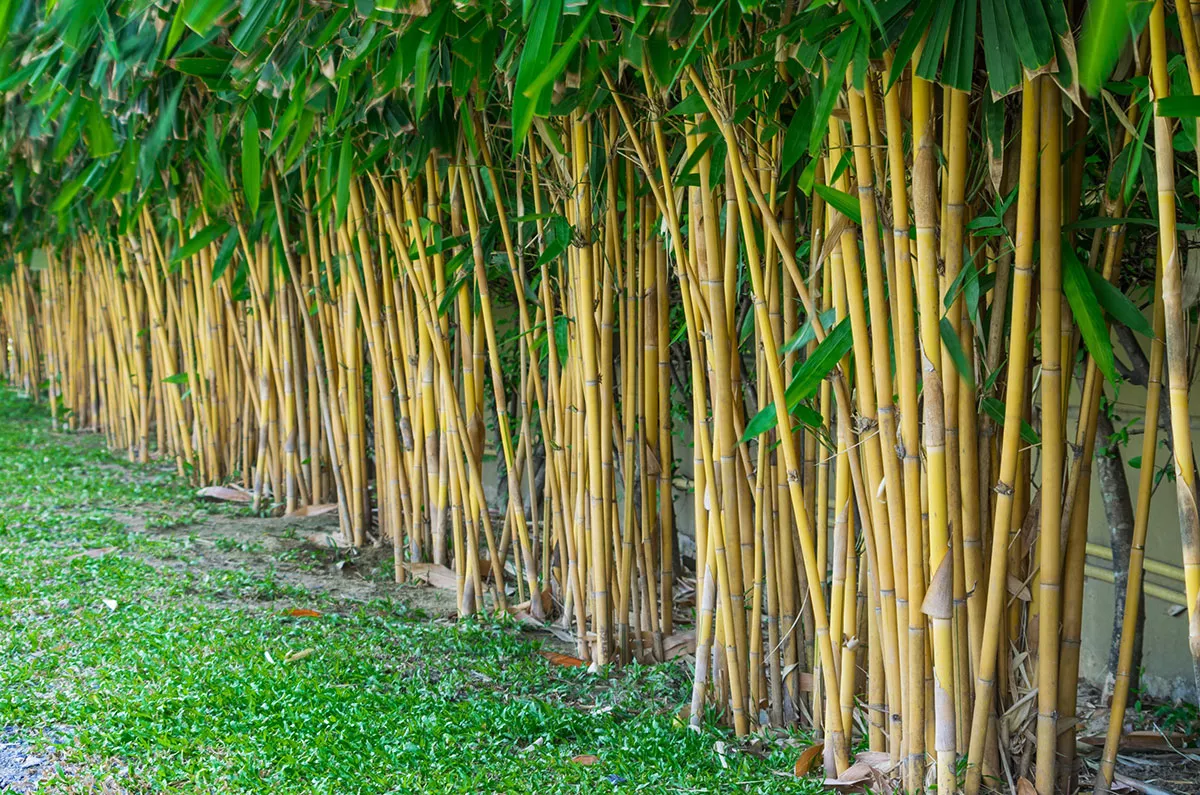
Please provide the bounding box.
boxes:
[3,0,1200,790]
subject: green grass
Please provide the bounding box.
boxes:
[0,388,825,794]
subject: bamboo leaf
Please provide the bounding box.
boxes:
[512,0,563,153]
[1081,258,1155,338]
[211,230,239,283]
[1157,95,1200,118]
[50,162,101,214]
[813,184,861,225]
[242,107,261,217]
[809,27,858,155]
[742,317,852,441]
[981,397,1040,445]
[889,0,937,90]
[282,112,316,174]
[979,0,1023,96]
[1079,0,1137,95]
[171,221,231,265]
[522,2,599,99]
[940,317,972,381]
[780,307,837,355]
[336,132,353,228]
[1063,246,1118,383]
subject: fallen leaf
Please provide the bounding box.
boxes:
[794,743,824,777]
[1079,730,1187,750]
[21,756,43,769]
[407,562,457,590]
[196,485,252,503]
[285,503,338,518]
[571,754,600,766]
[285,608,322,618]
[823,751,894,793]
[284,648,315,663]
[305,532,352,549]
[1017,777,1036,795]
[538,650,586,667]
[663,630,697,659]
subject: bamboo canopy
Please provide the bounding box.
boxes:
[2,0,1199,791]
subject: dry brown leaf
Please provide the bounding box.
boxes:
[1079,730,1186,750]
[823,751,893,793]
[1017,777,1036,795]
[285,503,338,518]
[1007,574,1032,602]
[284,648,314,663]
[570,754,600,766]
[662,630,696,660]
[196,485,252,503]
[306,532,352,549]
[285,608,322,618]
[793,744,824,777]
[407,562,458,590]
[538,650,586,667]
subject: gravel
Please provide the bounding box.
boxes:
[0,727,60,793]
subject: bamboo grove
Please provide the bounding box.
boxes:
[3,0,1200,791]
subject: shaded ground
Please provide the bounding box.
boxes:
[0,390,820,794]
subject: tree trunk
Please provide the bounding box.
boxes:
[1096,411,1144,701]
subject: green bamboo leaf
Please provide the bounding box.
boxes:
[981,397,1040,444]
[780,307,837,355]
[185,0,232,35]
[1079,0,1135,95]
[50,162,101,214]
[211,230,239,283]
[171,221,231,265]
[814,184,862,225]
[522,2,599,99]
[0,0,16,50]
[162,372,190,385]
[336,132,354,227]
[940,317,972,381]
[742,317,852,442]
[282,112,316,174]
[942,0,978,91]
[979,0,1023,96]
[888,0,937,90]
[1079,256,1155,338]
[84,99,117,158]
[242,107,261,217]
[809,27,858,155]
[780,95,813,177]
[914,0,956,81]
[512,0,563,153]
[1063,246,1118,383]
[1157,95,1200,117]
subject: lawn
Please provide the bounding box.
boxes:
[0,388,824,794]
